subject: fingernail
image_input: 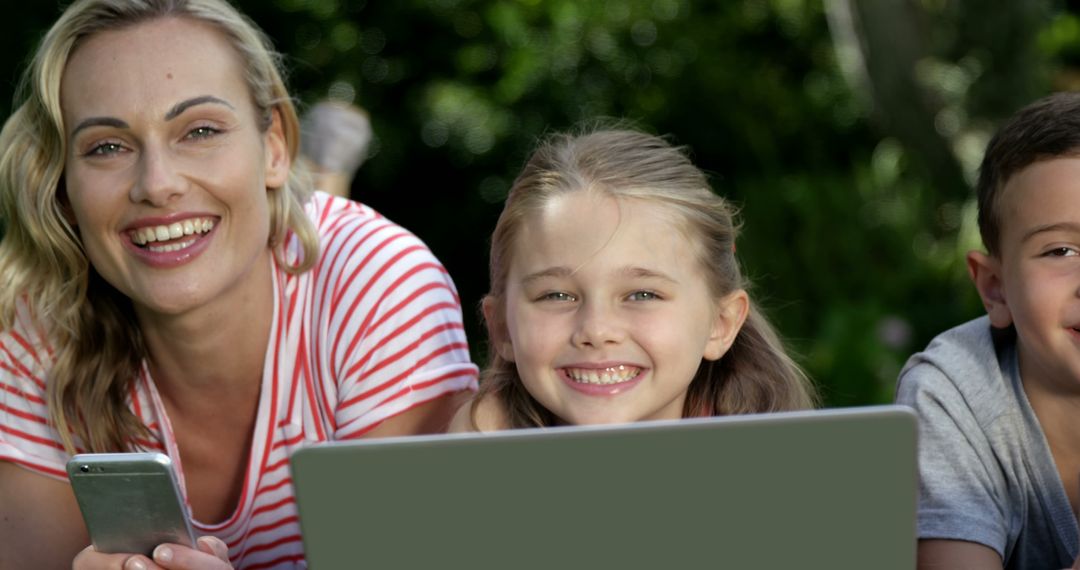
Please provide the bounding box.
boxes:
[198,535,227,557]
[125,558,148,570]
[154,545,173,563]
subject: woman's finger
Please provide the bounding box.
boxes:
[151,543,232,569]
[195,536,231,562]
[72,545,159,570]
[122,555,165,570]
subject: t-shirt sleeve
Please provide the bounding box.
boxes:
[315,205,478,439]
[0,311,70,481]
[895,360,1010,558]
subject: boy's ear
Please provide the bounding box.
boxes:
[966,250,1013,328]
[263,108,291,190]
[703,289,750,361]
[481,296,515,362]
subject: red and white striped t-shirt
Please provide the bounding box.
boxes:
[0,192,479,569]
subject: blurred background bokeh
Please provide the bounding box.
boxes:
[5,0,1078,407]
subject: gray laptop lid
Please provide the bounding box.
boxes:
[291,405,917,569]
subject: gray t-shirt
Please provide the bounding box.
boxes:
[896,316,1077,569]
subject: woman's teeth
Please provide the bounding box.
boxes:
[131,218,215,248]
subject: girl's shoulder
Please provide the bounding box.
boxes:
[448,390,510,433]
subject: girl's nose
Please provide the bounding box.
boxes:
[570,300,626,348]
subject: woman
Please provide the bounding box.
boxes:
[0,1,477,568]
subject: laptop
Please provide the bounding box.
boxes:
[290,405,917,569]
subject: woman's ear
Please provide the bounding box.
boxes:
[263,108,290,190]
[703,289,750,361]
[481,296,514,362]
[966,250,1013,328]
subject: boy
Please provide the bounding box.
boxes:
[897,92,1080,569]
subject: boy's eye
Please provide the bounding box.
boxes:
[1043,247,1079,257]
[627,290,660,301]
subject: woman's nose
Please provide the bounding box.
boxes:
[129,144,186,206]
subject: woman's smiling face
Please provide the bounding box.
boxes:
[60,16,289,318]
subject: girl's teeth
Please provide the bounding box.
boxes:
[565,365,641,385]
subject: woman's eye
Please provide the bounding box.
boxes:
[186,126,221,140]
[627,290,660,301]
[85,142,125,157]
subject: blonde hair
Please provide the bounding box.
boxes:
[474,128,816,428]
[0,0,319,453]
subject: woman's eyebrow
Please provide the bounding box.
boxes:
[70,116,127,139]
[164,95,234,120]
[69,96,236,140]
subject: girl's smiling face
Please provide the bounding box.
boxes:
[489,191,748,425]
[59,16,289,319]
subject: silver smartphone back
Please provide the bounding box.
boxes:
[66,452,196,555]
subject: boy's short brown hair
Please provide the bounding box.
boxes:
[977,92,1080,255]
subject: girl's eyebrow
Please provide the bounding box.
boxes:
[521,267,572,285]
[521,265,678,284]
[619,266,678,283]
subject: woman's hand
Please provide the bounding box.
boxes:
[73,536,233,570]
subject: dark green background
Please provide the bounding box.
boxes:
[5,0,1079,407]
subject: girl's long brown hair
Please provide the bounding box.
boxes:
[473,128,816,428]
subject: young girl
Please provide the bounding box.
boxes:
[451,128,815,431]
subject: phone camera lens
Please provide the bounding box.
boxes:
[79,465,89,473]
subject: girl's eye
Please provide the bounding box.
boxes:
[84,142,125,157]
[1043,247,1079,257]
[186,126,221,140]
[627,290,660,301]
[539,291,576,302]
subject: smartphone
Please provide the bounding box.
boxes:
[66,452,196,556]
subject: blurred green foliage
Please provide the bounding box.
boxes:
[3,0,1079,407]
